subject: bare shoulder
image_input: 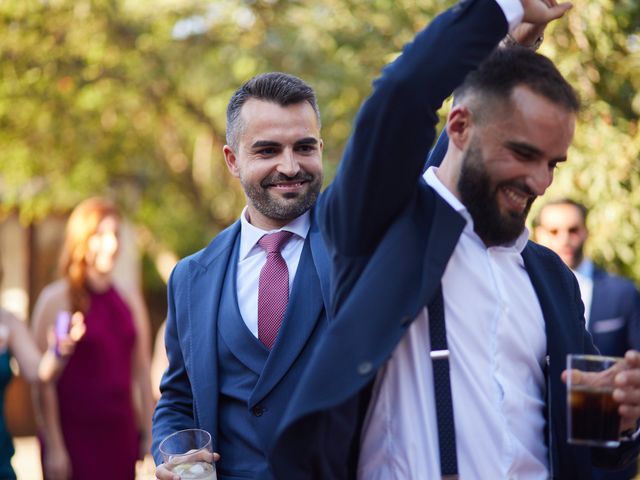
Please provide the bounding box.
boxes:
[37,279,70,307]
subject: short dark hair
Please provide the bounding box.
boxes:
[455,46,580,122]
[225,72,320,149]
[533,198,589,228]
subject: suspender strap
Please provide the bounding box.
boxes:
[427,284,459,479]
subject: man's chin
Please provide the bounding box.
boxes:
[262,199,312,222]
[487,215,526,245]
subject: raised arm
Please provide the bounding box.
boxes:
[321,0,570,259]
[321,0,509,258]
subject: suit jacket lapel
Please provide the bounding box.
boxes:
[309,210,331,313]
[419,190,465,305]
[249,236,324,407]
[187,221,241,434]
[524,246,563,346]
[522,243,574,475]
[588,267,606,328]
[217,233,269,376]
[523,244,582,356]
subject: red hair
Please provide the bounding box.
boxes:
[59,197,120,314]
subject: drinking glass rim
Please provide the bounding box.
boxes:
[567,354,624,363]
[159,428,212,457]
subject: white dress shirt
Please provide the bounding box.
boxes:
[573,259,594,328]
[498,0,525,31]
[357,166,549,479]
[236,207,310,337]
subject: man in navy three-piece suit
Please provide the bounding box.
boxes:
[271,0,640,479]
[151,73,331,479]
[535,199,640,479]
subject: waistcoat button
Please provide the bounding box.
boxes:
[252,406,265,417]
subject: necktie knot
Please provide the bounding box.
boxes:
[258,231,293,254]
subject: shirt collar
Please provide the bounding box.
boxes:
[573,258,594,279]
[239,207,310,261]
[423,166,529,253]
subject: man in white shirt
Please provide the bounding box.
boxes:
[271,1,640,479]
[535,198,640,480]
[152,72,332,479]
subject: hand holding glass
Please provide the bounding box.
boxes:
[566,354,626,448]
[159,429,217,480]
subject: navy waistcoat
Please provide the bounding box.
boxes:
[217,233,326,479]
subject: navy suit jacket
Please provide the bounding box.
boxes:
[589,266,640,357]
[151,208,331,472]
[271,1,640,478]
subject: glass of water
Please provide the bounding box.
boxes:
[159,428,217,479]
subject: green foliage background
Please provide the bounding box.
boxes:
[0,0,638,283]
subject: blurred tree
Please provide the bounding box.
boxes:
[0,0,240,260]
[0,0,638,284]
[0,0,438,259]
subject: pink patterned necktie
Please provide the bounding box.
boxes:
[257,231,293,349]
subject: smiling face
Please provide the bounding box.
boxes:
[223,98,323,230]
[455,86,576,246]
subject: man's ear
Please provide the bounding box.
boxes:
[446,105,473,151]
[223,145,240,177]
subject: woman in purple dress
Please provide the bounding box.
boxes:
[32,197,154,480]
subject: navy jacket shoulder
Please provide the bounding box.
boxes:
[590,266,640,355]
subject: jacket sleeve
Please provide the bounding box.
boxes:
[151,264,196,464]
[320,0,508,260]
[591,440,640,471]
[624,282,640,351]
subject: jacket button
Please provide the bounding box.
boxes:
[357,362,372,375]
[252,406,265,417]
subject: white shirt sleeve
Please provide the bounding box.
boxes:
[494,0,524,31]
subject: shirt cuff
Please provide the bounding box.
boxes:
[494,0,524,31]
[620,423,640,442]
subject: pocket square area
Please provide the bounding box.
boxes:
[592,317,624,333]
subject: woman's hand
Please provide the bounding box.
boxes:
[50,311,86,358]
